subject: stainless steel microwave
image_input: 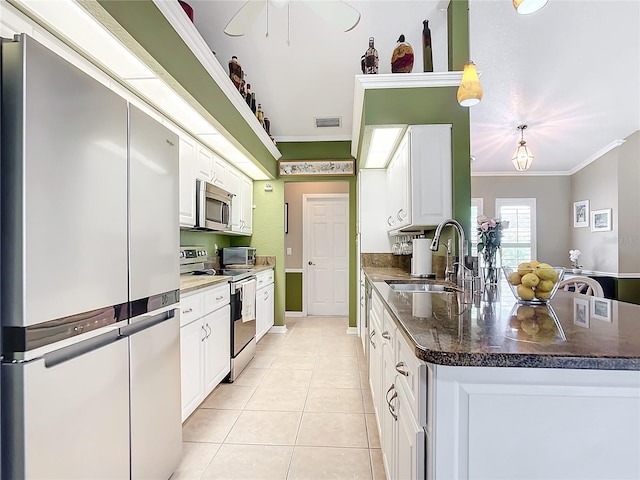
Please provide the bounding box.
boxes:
[222,247,257,267]
[195,180,232,231]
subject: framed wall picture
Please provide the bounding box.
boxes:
[591,208,612,232]
[573,200,589,228]
[591,297,612,322]
[573,298,590,328]
[279,159,355,177]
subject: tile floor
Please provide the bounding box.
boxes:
[172,316,385,480]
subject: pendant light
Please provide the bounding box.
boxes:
[512,125,534,171]
[457,61,483,107]
[513,0,549,15]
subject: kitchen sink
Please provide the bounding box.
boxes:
[384,281,449,292]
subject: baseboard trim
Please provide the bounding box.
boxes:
[285,311,305,317]
[346,326,359,335]
[269,325,288,334]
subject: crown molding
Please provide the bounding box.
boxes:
[567,139,626,175]
[275,135,353,143]
[471,170,571,177]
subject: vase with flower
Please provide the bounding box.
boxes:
[477,215,508,287]
[569,249,583,274]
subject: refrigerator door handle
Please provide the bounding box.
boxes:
[43,329,123,368]
[120,307,178,337]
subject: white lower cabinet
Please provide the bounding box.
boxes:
[180,283,231,421]
[370,293,427,480]
[255,269,275,342]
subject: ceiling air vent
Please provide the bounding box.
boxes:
[315,117,341,128]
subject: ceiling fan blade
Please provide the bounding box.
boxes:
[224,0,266,37]
[305,1,361,32]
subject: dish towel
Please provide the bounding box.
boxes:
[240,279,256,322]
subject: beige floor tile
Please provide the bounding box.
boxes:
[360,370,370,390]
[311,368,361,389]
[365,414,381,449]
[370,448,386,480]
[305,388,364,414]
[258,333,289,345]
[225,410,302,445]
[249,354,276,369]
[200,384,256,410]
[231,367,268,387]
[296,412,368,448]
[170,442,220,480]
[182,409,241,443]
[314,356,360,372]
[256,343,285,356]
[322,325,352,337]
[288,446,372,480]
[362,387,374,414]
[317,342,358,357]
[244,385,309,411]
[270,355,317,370]
[261,369,313,388]
[201,444,293,480]
[278,343,320,356]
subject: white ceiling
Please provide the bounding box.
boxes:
[190,0,640,174]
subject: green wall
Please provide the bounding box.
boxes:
[285,272,303,311]
[180,230,232,255]
[617,279,640,305]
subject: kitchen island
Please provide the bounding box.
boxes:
[362,267,640,480]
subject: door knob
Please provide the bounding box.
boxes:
[308,261,315,265]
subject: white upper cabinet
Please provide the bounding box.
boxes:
[225,167,253,236]
[179,136,197,228]
[212,154,228,189]
[386,124,452,233]
[196,145,214,181]
[240,175,253,235]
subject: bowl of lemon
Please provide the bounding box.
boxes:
[502,262,565,304]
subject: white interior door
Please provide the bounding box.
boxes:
[304,194,349,316]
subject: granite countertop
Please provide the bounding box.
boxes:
[180,265,274,295]
[363,267,640,371]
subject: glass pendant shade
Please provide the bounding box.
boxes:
[513,0,549,15]
[511,141,534,171]
[457,62,483,107]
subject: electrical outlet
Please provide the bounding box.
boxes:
[286,248,292,255]
[214,244,219,254]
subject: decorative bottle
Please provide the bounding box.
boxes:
[422,20,433,72]
[391,34,414,73]
[250,92,257,114]
[245,84,252,108]
[256,103,264,126]
[362,37,378,74]
[228,56,243,90]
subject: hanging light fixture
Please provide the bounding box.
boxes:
[512,125,534,171]
[513,0,549,15]
[457,61,483,107]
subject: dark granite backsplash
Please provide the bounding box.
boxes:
[361,252,450,280]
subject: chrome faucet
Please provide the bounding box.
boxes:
[430,219,469,288]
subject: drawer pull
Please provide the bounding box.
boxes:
[201,325,207,342]
[369,329,376,349]
[386,384,398,421]
[395,361,410,376]
[205,324,212,339]
[215,295,224,301]
[182,308,193,314]
[381,331,391,340]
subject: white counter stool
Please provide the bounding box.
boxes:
[558,276,604,297]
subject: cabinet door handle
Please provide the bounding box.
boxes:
[182,307,193,314]
[206,324,212,338]
[386,384,398,421]
[395,361,410,376]
[397,210,403,221]
[381,331,391,340]
[216,295,224,301]
[201,325,207,342]
[264,291,269,300]
[369,329,376,349]
[387,216,393,226]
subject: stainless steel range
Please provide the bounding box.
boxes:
[180,246,256,382]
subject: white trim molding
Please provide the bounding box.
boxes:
[285,268,304,274]
[284,311,304,317]
[346,326,359,335]
[275,135,353,143]
[269,325,289,334]
[568,139,626,175]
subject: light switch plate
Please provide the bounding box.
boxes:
[286,248,292,255]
